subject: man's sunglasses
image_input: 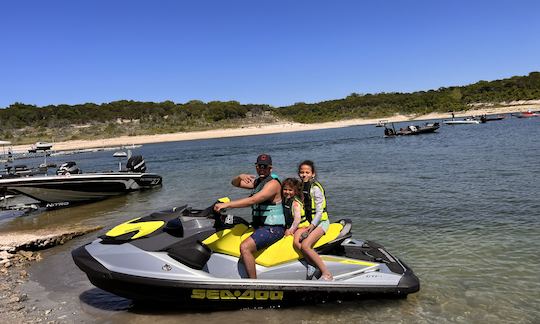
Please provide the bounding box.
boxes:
[255,164,270,169]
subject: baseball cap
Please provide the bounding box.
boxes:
[255,154,272,165]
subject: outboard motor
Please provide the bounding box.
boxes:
[126,155,146,173]
[56,162,82,175]
[384,128,395,136]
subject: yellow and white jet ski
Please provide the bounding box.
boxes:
[72,200,419,307]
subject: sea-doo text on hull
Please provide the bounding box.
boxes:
[72,201,420,307]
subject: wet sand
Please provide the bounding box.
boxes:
[10,102,539,153]
[0,226,102,323]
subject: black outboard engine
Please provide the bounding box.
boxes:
[126,155,146,173]
[384,128,395,136]
[56,162,82,175]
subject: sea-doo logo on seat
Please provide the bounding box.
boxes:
[191,289,284,301]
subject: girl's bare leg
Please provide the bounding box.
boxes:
[300,227,333,280]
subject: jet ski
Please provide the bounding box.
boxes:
[72,199,420,307]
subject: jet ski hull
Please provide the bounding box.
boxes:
[72,246,420,308]
[72,206,420,307]
[73,244,419,307]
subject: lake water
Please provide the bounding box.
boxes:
[3,117,539,323]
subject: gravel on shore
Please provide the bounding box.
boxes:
[0,226,102,323]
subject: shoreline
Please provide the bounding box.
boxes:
[10,103,540,152]
[0,226,103,322]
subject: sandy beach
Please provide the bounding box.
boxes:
[10,102,540,153]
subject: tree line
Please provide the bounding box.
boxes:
[1,72,539,143]
[274,72,540,123]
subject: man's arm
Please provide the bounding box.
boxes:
[214,179,280,211]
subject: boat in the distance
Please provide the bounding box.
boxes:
[443,118,480,125]
[512,111,539,118]
[375,120,388,127]
[479,114,506,123]
[28,141,53,153]
[0,154,162,210]
[384,122,440,136]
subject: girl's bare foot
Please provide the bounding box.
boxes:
[321,272,333,281]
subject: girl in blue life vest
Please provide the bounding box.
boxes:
[296,160,333,281]
[281,178,308,238]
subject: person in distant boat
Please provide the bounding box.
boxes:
[281,178,307,237]
[296,160,333,281]
[214,154,285,279]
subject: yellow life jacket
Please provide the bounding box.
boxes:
[302,180,328,222]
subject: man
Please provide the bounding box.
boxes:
[214,154,285,279]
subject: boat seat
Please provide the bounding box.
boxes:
[202,223,344,267]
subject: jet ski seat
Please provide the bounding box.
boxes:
[202,220,352,267]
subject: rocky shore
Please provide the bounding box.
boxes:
[0,226,102,323]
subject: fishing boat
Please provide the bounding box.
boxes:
[384,123,440,137]
[443,118,480,125]
[479,114,506,123]
[28,141,53,153]
[0,154,162,210]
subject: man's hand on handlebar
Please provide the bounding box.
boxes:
[213,202,229,213]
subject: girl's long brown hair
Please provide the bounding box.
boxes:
[282,178,303,200]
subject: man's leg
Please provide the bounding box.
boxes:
[240,237,258,279]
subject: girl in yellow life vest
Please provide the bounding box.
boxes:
[281,178,308,238]
[296,160,332,281]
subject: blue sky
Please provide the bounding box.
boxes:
[1,0,539,108]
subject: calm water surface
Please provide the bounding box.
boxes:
[2,117,539,323]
